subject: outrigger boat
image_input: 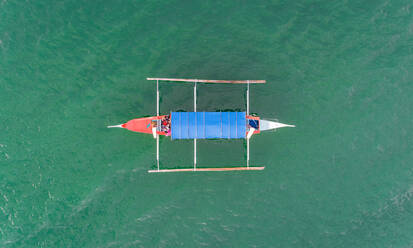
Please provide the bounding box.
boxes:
[108,78,295,173]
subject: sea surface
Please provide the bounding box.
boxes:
[1,0,413,247]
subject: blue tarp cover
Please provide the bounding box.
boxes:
[171,112,246,140]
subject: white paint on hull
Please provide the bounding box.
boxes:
[260,119,295,131]
[107,124,123,128]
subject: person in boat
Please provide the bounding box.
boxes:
[151,120,157,128]
[161,115,171,134]
[162,118,168,129]
[166,115,171,135]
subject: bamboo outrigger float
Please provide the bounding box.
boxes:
[108,78,295,173]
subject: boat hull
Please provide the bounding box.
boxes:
[115,114,265,137]
[122,115,168,135]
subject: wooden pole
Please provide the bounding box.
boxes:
[194,81,197,171]
[157,135,159,171]
[247,139,250,168]
[156,80,159,171]
[247,81,250,115]
[247,81,250,168]
[157,80,159,116]
[147,78,265,84]
[148,166,265,173]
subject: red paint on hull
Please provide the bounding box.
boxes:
[122,115,168,134]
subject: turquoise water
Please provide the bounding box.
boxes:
[1,0,413,247]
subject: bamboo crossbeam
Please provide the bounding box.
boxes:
[247,138,250,168]
[246,81,250,168]
[156,80,159,171]
[194,82,197,171]
[148,166,265,173]
[147,78,266,84]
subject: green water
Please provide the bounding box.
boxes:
[1,0,413,247]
